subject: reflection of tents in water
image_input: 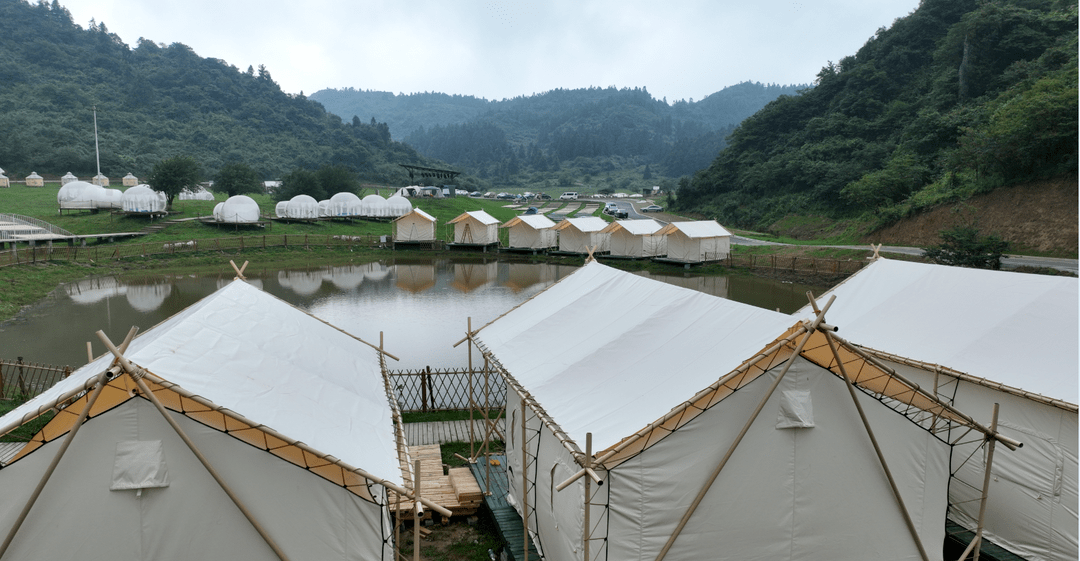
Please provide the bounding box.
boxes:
[362,263,391,282]
[277,270,324,296]
[322,266,366,290]
[125,283,173,313]
[394,264,436,293]
[65,277,127,304]
[505,263,556,293]
[451,262,497,293]
[636,272,729,297]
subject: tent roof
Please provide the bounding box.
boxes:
[554,216,608,233]
[601,218,662,235]
[393,207,436,223]
[449,210,500,226]
[656,220,731,238]
[502,214,556,229]
[796,258,1079,404]
[0,280,403,486]
[474,262,797,452]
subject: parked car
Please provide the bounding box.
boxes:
[560,192,578,200]
[537,193,553,201]
[614,208,629,219]
[604,202,619,215]
[523,206,539,215]
[641,204,663,212]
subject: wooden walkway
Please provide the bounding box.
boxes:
[471,454,541,561]
[403,419,505,446]
[391,444,483,521]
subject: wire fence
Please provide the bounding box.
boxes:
[0,233,388,268]
[725,253,868,276]
[0,358,72,400]
[386,367,506,412]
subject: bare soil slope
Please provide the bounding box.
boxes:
[867,176,1078,256]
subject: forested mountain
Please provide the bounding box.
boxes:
[677,0,1077,230]
[0,0,429,183]
[313,83,805,186]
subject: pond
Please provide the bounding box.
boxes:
[0,258,828,370]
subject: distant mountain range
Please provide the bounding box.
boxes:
[311,83,807,183]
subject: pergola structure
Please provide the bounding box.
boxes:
[398,165,461,196]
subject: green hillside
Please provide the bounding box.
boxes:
[0,0,431,184]
[677,0,1077,231]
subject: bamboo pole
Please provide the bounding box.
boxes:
[653,296,834,561]
[819,324,931,561]
[584,432,592,561]
[413,459,421,561]
[970,403,1001,561]
[468,317,475,460]
[522,397,530,561]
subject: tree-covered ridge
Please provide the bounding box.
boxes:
[0,0,428,183]
[313,83,804,183]
[677,0,1077,230]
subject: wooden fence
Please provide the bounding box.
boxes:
[0,233,386,268]
[0,358,72,400]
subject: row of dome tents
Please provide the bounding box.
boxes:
[57,183,217,214]
[464,259,1075,561]
[0,278,447,560]
[394,209,732,261]
[274,193,413,220]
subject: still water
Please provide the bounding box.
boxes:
[0,259,826,370]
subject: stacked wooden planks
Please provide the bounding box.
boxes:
[392,444,483,520]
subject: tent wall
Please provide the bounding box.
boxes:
[0,399,393,560]
[508,224,556,249]
[889,361,1078,561]
[608,230,665,258]
[394,215,435,242]
[454,219,498,244]
[664,231,729,262]
[604,357,948,561]
[558,230,609,254]
[504,357,951,561]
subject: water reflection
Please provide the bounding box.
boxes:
[3,259,828,370]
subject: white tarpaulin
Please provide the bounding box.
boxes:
[798,258,1078,561]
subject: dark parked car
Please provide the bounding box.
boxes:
[523,206,539,215]
[641,204,663,212]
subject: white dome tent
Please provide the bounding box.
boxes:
[213,195,261,223]
[274,201,289,218]
[121,185,167,214]
[328,192,361,217]
[179,187,215,201]
[96,188,123,209]
[57,181,109,212]
[360,194,388,217]
[386,195,412,217]
[317,200,331,218]
[284,194,320,219]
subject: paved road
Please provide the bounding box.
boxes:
[732,235,1078,274]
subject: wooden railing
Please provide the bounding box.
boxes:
[386,367,506,412]
[0,358,72,400]
[724,254,867,276]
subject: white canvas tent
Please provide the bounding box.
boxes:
[467,261,1013,561]
[600,218,665,257]
[0,280,443,560]
[554,216,610,254]
[656,220,731,262]
[502,214,557,250]
[449,210,500,245]
[392,208,436,242]
[795,257,1078,561]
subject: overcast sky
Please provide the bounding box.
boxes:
[57,0,921,103]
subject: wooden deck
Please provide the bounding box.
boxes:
[391,444,483,520]
[403,419,504,446]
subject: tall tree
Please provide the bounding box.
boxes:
[148,155,201,208]
[214,162,262,197]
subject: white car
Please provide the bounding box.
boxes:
[560,192,578,200]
